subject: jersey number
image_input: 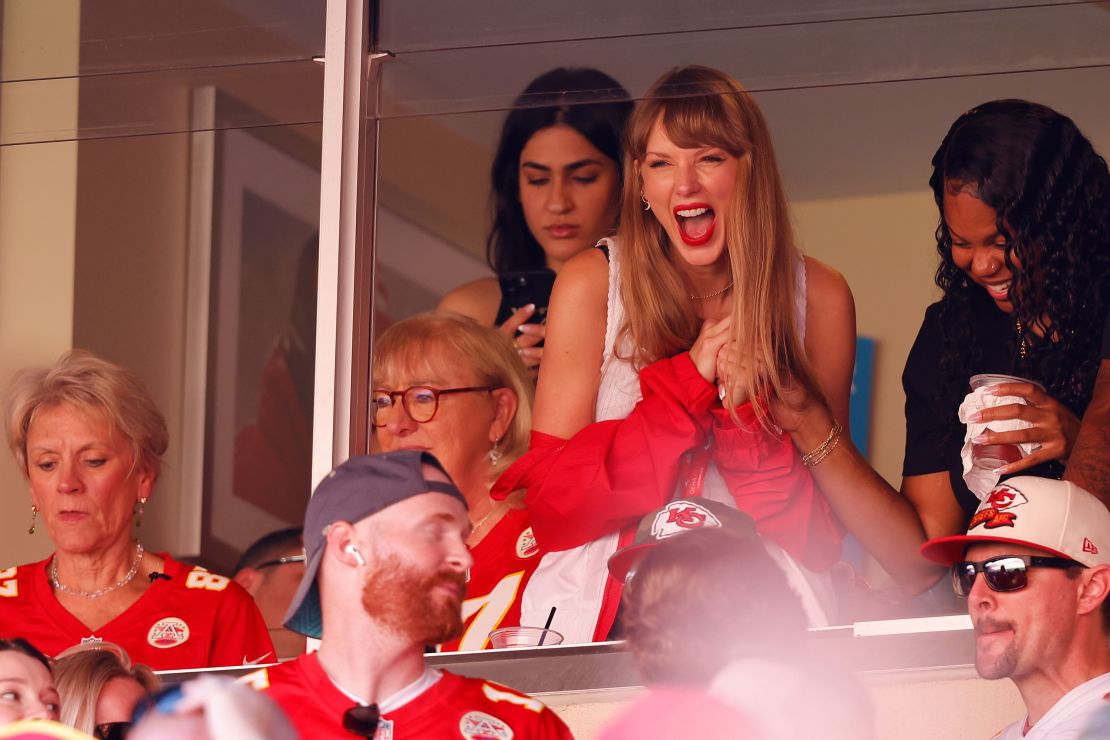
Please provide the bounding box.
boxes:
[185,569,230,591]
[0,567,16,598]
[482,683,544,713]
[457,571,524,651]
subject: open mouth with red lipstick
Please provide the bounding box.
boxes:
[674,203,716,246]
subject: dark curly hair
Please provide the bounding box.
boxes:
[487,67,632,274]
[929,99,1110,422]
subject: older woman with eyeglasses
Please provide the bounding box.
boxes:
[0,350,274,669]
[371,312,537,651]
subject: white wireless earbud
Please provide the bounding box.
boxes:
[345,544,366,566]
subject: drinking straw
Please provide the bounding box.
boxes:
[537,607,557,646]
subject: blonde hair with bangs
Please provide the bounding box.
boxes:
[4,350,168,479]
[372,311,534,476]
[619,66,825,426]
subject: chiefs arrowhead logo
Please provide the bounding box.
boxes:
[147,617,189,649]
[970,484,1029,530]
[985,484,1028,511]
[515,528,538,559]
[650,501,721,541]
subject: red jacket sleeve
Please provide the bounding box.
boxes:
[709,405,843,570]
[491,353,718,551]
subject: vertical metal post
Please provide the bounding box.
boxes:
[313,0,373,484]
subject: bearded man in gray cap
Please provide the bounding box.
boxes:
[243,450,571,739]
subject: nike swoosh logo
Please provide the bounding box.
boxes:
[242,652,274,666]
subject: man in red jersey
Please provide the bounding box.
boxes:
[243,450,572,739]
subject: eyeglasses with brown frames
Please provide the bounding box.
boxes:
[370,385,499,427]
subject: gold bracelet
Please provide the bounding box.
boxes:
[803,420,843,467]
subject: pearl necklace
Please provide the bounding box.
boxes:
[689,280,734,300]
[50,543,144,598]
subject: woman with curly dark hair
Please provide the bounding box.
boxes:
[768,100,1110,596]
[902,99,1110,522]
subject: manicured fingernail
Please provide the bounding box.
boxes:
[524,303,535,312]
[967,411,983,423]
[971,434,990,444]
[994,465,1011,475]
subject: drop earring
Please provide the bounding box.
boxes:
[488,439,504,465]
[28,505,37,535]
[641,193,651,211]
[134,497,147,528]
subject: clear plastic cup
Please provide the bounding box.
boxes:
[969,373,1044,392]
[971,443,1023,471]
[968,374,1043,471]
[488,626,564,649]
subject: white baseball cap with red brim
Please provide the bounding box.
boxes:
[920,476,1110,567]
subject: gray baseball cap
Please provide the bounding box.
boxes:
[283,450,468,638]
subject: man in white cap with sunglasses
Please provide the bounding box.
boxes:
[921,476,1110,739]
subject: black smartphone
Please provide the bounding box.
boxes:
[497,270,556,326]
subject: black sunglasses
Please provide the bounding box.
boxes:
[952,554,1081,597]
[342,703,380,738]
[256,554,306,569]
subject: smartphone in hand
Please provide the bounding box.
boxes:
[497,270,556,324]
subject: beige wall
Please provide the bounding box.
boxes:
[794,190,942,484]
[0,1,80,568]
[71,132,192,557]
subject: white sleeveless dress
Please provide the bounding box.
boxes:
[520,238,834,642]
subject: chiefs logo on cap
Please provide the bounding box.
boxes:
[970,483,1029,530]
[650,501,722,541]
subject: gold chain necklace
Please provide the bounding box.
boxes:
[471,505,507,537]
[50,542,144,598]
[689,280,734,301]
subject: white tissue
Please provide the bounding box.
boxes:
[958,386,1040,500]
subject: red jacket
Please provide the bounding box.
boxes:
[492,352,842,572]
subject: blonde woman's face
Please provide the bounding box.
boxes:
[26,403,153,556]
[639,121,738,268]
[0,651,59,723]
[372,354,502,501]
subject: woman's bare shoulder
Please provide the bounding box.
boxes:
[803,255,854,308]
[438,277,501,325]
[558,247,610,291]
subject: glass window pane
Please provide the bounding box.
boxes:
[379,0,1074,52]
[2,0,324,83]
[367,2,1110,641]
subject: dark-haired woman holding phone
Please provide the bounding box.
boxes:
[439,67,632,375]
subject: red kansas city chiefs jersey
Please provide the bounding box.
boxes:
[0,553,274,670]
[250,652,572,739]
[441,508,544,652]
